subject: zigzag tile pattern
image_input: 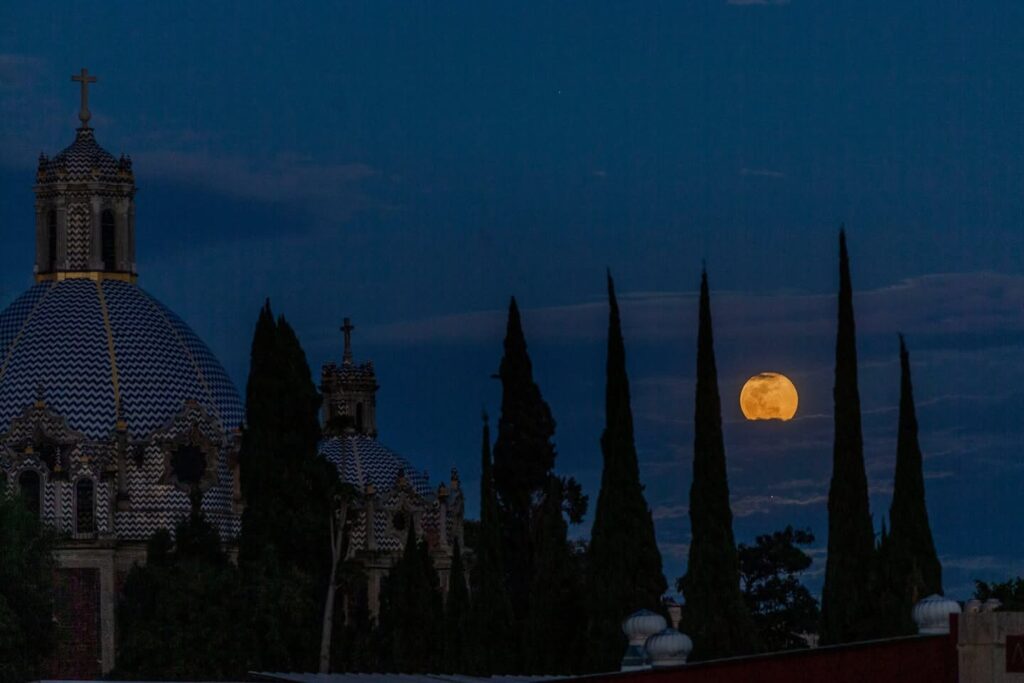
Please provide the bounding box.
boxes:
[0,280,244,542]
[0,284,49,362]
[65,204,92,270]
[150,297,244,432]
[38,128,121,183]
[319,434,463,554]
[101,281,242,437]
[0,280,242,440]
[0,280,115,439]
[319,434,432,496]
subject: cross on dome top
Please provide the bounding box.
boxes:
[71,68,98,128]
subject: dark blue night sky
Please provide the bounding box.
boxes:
[3,1,1024,598]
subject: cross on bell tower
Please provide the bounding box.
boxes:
[321,317,379,437]
[71,68,98,128]
[341,318,355,364]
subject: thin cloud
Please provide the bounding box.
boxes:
[731,492,828,518]
[0,54,45,89]
[652,504,688,521]
[135,150,377,210]
[740,167,787,179]
[358,272,1024,348]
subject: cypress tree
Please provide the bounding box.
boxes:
[467,414,516,674]
[443,539,470,673]
[237,300,339,669]
[586,271,667,672]
[880,336,943,633]
[821,229,877,644]
[492,297,557,619]
[523,478,587,675]
[679,269,759,661]
[378,525,443,673]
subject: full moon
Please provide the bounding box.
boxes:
[740,373,799,421]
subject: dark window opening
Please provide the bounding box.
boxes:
[392,511,407,531]
[18,471,40,518]
[101,210,116,271]
[47,210,57,271]
[76,479,95,534]
[356,402,365,432]
[171,444,206,487]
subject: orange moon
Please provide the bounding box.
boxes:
[740,373,798,421]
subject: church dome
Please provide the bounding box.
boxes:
[0,279,243,440]
[37,128,128,185]
[318,433,431,496]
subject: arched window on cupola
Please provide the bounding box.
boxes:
[47,209,57,271]
[101,209,116,271]
[75,478,95,534]
[18,470,40,518]
[356,402,365,432]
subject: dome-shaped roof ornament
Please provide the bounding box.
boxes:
[913,594,961,635]
[645,627,693,668]
[621,609,667,671]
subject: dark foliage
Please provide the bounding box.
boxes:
[679,269,759,661]
[466,415,517,674]
[738,527,821,651]
[443,539,470,673]
[377,526,444,672]
[877,336,943,635]
[586,271,667,672]
[237,300,340,670]
[523,478,588,675]
[492,297,558,619]
[0,496,55,683]
[974,578,1024,610]
[821,229,878,645]
[114,512,248,679]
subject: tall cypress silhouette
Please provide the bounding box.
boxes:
[443,538,470,673]
[237,301,338,670]
[586,271,667,672]
[492,298,557,620]
[466,414,516,674]
[679,269,758,660]
[821,229,877,644]
[881,336,943,632]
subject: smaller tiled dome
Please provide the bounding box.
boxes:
[318,433,430,496]
[36,128,130,184]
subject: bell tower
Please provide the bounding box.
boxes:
[33,69,137,282]
[321,318,379,437]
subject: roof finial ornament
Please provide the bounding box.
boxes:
[341,317,355,364]
[71,68,98,128]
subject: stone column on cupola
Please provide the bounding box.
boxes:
[55,195,68,270]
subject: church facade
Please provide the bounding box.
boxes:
[0,73,461,676]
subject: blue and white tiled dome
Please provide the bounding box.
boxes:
[319,434,431,496]
[0,279,243,439]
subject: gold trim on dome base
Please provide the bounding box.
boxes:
[35,271,137,284]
